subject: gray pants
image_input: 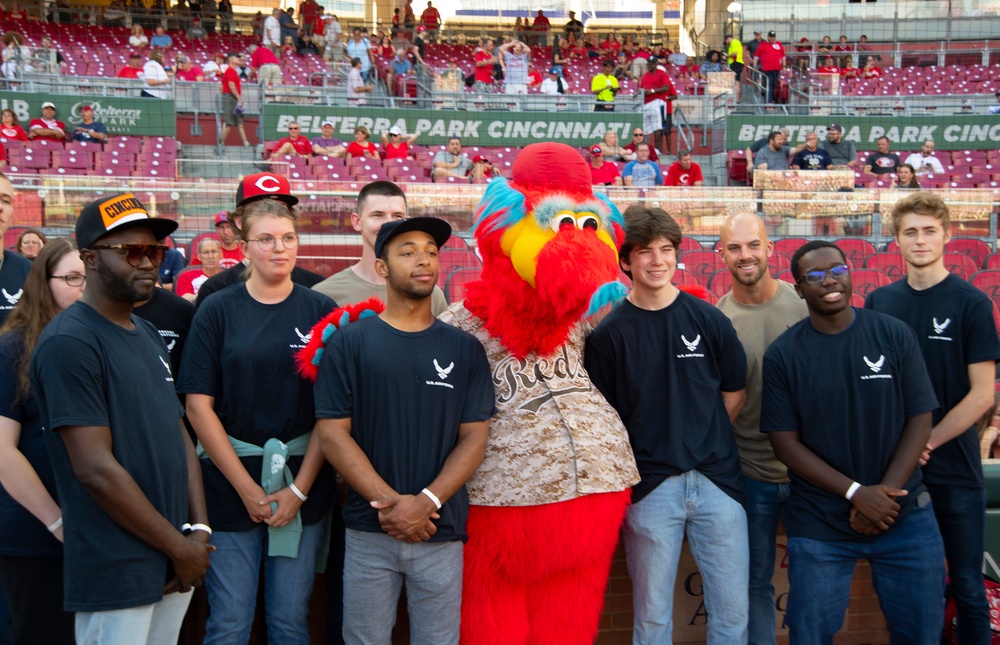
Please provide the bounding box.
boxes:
[343,529,462,645]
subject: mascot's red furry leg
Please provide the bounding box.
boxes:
[460,491,630,645]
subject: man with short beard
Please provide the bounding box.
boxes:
[716,212,806,645]
[30,194,213,644]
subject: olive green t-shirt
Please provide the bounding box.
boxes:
[312,266,449,315]
[717,280,808,483]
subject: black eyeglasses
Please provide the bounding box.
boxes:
[800,264,850,284]
[90,244,168,267]
[50,273,86,286]
[288,127,300,131]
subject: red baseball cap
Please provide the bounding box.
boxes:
[235,172,299,208]
[589,144,603,156]
[214,211,229,226]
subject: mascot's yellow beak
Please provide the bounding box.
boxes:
[498,210,619,288]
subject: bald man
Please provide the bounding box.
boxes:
[716,213,808,645]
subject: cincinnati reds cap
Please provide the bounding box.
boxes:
[235,172,299,208]
[75,193,177,250]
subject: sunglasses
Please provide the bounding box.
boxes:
[800,264,850,284]
[633,132,644,137]
[90,244,168,267]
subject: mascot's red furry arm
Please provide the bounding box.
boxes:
[437,142,640,645]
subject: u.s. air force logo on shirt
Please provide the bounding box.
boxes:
[290,327,312,349]
[860,353,892,380]
[0,288,22,313]
[928,316,953,341]
[427,358,455,389]
[159,355,174,383]
[676,333,704,358]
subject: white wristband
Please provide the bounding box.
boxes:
[421,488,442,510]
[47,516,62,533]
[289,483,308,502]
[182,522,213,536]
[845,482,862,501]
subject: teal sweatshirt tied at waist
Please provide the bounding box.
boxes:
[197,433,311,559]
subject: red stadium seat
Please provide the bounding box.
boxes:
[679,250,726,285]
[773,238,809,258]
[971,270,1000,304]
[708,269,731,297]
[942,252,978,280]
[444,266,481,304]
[834,238,877,268]
[437,248,482,288]
[767,252,791,277]
[946,237,992,268]
[849,268,892,301]
[864,253,907,280]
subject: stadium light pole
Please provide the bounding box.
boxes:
[726,1,742,39]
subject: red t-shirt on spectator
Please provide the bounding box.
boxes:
[639,69,675,112]
[862,66,882,79]
[840,66,859,78]
[219,246,244,269]
[0,141,7,164]
[275,136,312,155]
[532,15,550,31]
[528,69,542,86]
[28,118,65,142]
[0,125,27,141]
[175,66,204,82]
[664,161,703,186]
[474,50,494,84]
[421,6,440,28]
[755,41,785,71]
[384,141,410,160]
[345,141,378,158]
[117,65,142,79]
[589,161,620,186]
[251,46,280,68]
[601,40,621,55]
[313,17,326,36]
[817,65,840,74]
[221,66,241,95]
[623,142,658,162]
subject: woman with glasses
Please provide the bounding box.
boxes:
[179,181,337,645]
[0,238,83,644]
[15,228,46,261]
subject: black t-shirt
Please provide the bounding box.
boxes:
[866,152,901,175]
[0,251,31,325]
[865,274,1000,488]
[761,309,938,542]
[0,332,61,557]
[30,302,188,611]
[195,262,325,309]
[178,283,337,531]
[585,292,747,503]
[314,316,495,542]
[134,287,195,381]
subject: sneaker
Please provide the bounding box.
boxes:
[242,140,251,147]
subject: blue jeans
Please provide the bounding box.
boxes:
[343,529,463,645]
[203,521,325,645]
[76,590,193,645]
[786,503,945,645]
[743,475,791,645]
[623,470,749,645]
[925,482,990,644]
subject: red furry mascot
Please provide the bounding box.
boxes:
[438,143,640,645]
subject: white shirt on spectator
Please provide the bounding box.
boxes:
[347,67,366,104]
[142,60,170,99]
[263,15,281,47]
[903,152,945,175]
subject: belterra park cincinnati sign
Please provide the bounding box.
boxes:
[263,105,642,147]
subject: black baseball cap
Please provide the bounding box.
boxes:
[374,217,451,258]
[768,30,776,37]
[827,123,843,132]
[235,172,299,208]
[75,193,177,249]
